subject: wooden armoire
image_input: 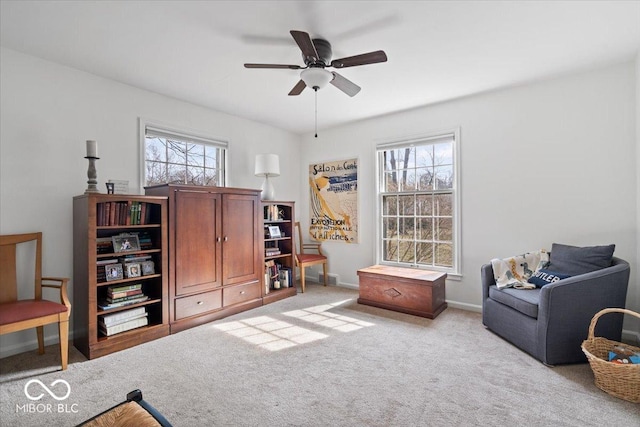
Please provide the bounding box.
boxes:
[145,184,265,333]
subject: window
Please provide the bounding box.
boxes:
[140,120,227,188]
[376,130,460,275]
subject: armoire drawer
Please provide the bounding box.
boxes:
[175,289,222,320]
[223,281,261,307]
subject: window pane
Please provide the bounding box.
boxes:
[146,161,166,185]
[383,239,398,262]
[417,218,433,240]
[398,241,415,263]
[415,145,434,168]
[145,137,166,162]
[383,218,397,239]
[398,195,414,216]
[383,195,397,215]
[383,171,398,192]
[205,147,217,168]
[187,143,205,167]
[397,169,416,192]
[204,168,217,186]
[167,163,185,184]
[433,143,453,166]
[416,194,432,216]
[417,167,434,190]
[435,194,453,216]
[399,218,414,239]
[416,242,434,265]
[167,140,186,164]
[435,243,453,267]
[436,218,453,241]
[187,166,204,185]
[435,165,453,190]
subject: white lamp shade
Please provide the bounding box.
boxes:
[301,68,333,90]
[255,154,280,177]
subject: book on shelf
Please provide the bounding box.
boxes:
[97,258,119,266]
[100,306,147,326]
[108,288,143,299]
[107,292,145,304]
[98,294,148,310]
[108,283,142,293]
[279,267,292,288]
[99,315,149,336]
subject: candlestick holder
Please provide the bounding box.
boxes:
[84,156,100,194]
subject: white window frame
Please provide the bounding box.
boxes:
[375,128,461,278]
[138,118,228,193]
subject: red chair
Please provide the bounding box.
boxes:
[294,222,328,293]
[0,232,71,370]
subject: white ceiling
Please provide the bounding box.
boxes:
[2,1,639,135]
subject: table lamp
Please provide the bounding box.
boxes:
[255,154,280,200]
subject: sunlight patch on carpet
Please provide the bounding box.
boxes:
[283,300,375,332]
[212,316,328,351]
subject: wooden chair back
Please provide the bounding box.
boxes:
[0,232,42,304]
[293,222,328,292]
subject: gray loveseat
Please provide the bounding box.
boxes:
[481,255,630,365]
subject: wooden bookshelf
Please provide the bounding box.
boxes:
[73,194,169,359]
[262,201,297,303]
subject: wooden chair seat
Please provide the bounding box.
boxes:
[0,300,68,327]
[0,232,71,370]
[294,222,328,293]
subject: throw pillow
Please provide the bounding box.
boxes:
[547,243,615,276]
[527,268,571,287]
[491,250,548,290]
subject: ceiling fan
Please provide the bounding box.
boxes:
[244,30,387,97]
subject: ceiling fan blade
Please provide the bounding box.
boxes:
[330,72,361,97]
[330,50,388,68]
[290,30,319,63]
[244,63,302,70]
[288,80,307,96]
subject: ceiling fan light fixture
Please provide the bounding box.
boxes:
[301,68,333,90]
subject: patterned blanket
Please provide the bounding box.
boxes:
[491,250,549,290]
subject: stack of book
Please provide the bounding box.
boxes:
[265,247,281,257]
[98,306,148,337]
[98,284,148,310]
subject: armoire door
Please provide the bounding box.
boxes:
[175,190,222,295]
[222,193,261,286]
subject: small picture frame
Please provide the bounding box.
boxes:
[141,260,155,276]
[105,264,124,282]
[125,263,141,278]
[112,234,140,253]
[268,226,282,238]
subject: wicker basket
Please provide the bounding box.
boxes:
[581,308,640,403]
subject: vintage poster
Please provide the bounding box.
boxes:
[309,158,358,243]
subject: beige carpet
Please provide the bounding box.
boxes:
[1,284,638,426]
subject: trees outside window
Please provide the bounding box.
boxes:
[377,131,459,273]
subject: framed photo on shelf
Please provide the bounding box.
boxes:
[112,234,140,253]
[125,263,141,278]
[105,264,124,282]
[268,226,282,238]
[141,260,155,276]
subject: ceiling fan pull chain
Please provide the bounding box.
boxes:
[314,88,318,138]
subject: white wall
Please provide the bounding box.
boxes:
[299,62,639,321]
[0,47,301,357]
[1,47,638,357]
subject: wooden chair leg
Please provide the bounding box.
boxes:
[300,266,306,293]
[322,263,328,286]
[59,320,69,370]
[36,326,45,354]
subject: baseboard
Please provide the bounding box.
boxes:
[446,301,482,313]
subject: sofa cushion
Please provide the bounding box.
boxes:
[547,243,615,276]
[488,286,541,318]
[527,268,572,287]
